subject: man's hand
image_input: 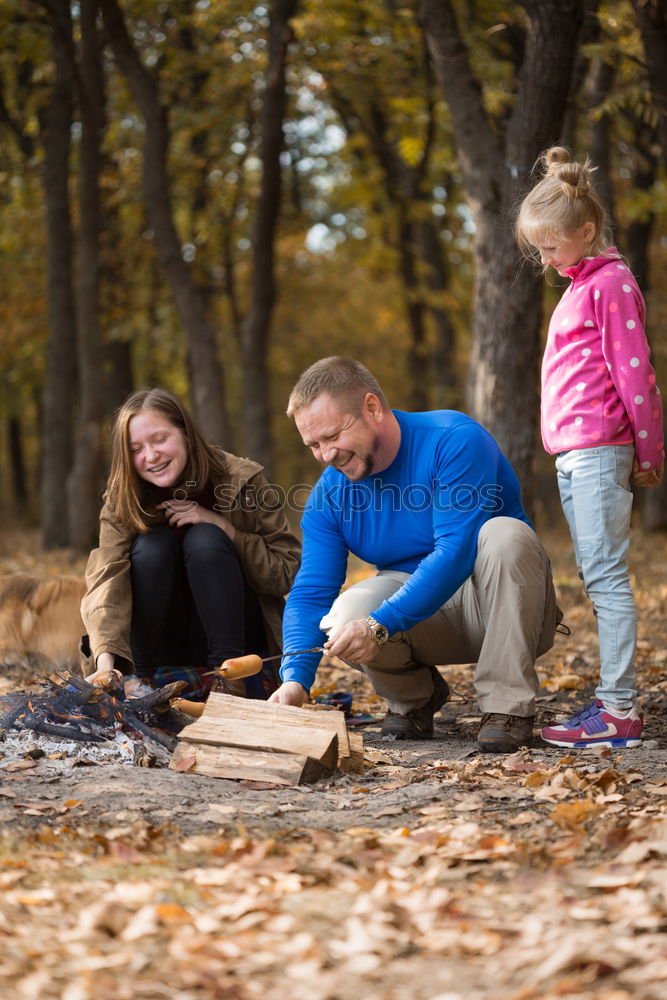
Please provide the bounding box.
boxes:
[324,619,378,664]
[630,458,664,489]
[268,681,309,707]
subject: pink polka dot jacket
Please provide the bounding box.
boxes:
[541,250,664,471]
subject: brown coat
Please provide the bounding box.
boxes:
[81,453,301,672]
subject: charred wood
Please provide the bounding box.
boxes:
[15,716,110,743]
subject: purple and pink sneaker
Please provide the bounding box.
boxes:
[541,699,643,749]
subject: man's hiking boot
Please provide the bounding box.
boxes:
[381,666,449,740]
[477,713,534,753]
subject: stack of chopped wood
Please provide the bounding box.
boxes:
[170,692,363,785]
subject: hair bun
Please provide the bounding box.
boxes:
[543,146,592,199]
[545,146,571,170]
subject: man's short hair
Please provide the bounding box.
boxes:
[286,356,389,417]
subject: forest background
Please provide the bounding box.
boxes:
[1,0,667,553]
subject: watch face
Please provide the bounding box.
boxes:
[366,617,389,644]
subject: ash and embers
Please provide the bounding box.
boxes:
[0,673,188,768]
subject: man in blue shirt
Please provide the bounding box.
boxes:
[270,357,560,753]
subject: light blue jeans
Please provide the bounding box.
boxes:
[555,445,636,709]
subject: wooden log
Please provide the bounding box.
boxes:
[183,692,352,763]
[339,731,365,774]
[169,742,332,785]
[126,680,188,710]
[170,692,363,784]
[179,715,338,771]
[301,702,352,767]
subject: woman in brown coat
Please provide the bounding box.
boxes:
[82,388,301,700]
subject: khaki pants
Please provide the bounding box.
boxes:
[319,517,560,717]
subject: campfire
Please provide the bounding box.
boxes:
[0,674,188,768]
[1,670,366,785]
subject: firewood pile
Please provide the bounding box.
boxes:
[170,691,364,786]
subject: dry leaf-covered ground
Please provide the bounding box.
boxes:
[1,525,667,1000]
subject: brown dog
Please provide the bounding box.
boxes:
[0,573,86,669]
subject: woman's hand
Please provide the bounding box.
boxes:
[630,458,664,489]
[91,651,115,674]
[157,500,236,541]
[85,651,123,689]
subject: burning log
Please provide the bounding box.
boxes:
[116,707,176,750]
[0,673,187,755]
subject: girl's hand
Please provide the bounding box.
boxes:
[630,458,664,489]
[157,500,237,541]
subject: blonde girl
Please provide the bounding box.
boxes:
[516,147,663,748]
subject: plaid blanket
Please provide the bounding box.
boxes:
[154,662,279,702]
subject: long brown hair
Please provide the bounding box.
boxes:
[104,388,228,533]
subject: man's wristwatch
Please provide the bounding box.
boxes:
[364,616,390,647]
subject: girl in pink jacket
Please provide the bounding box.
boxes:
[516,146,664,749]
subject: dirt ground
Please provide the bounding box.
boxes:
[1,525,667,1000]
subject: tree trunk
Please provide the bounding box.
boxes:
[105,339,134,415]
[415,216,459,409]
[99,0,230,447]
[420,0,584,510]
[8,416,28,508]
[587,56,616,229]
[39,0,78,549]
[397,218,430,410]
[632,0,667,170]
[241,0,298,474]
[622,126,666,531]
[623,134,657,290]
[331,84,457,412]
[631,0,667,531]
[67,0,107,552]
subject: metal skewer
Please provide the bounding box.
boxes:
[256,646,325,664]
[202,647,325,678]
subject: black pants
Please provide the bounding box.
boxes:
[129,523,266,678]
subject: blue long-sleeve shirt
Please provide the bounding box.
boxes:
[281,409,529,691]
